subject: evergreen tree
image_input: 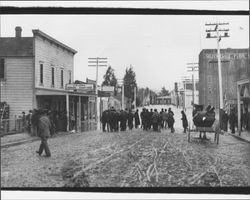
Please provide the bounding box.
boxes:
[102,66,118,95]
[160,86,169,96]
[123,66,137,101]
[102,66,117,87]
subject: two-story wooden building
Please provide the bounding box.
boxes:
[0,27,96,132]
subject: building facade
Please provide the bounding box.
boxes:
[155,95,171,105]
[0,27,96,132]
[199,48,250,133]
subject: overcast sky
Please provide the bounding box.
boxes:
[0,1,249,92]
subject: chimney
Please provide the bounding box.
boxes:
[15,26,22,38]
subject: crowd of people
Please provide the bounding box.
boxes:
[101,107,187,133]
[17,105,248,158]
[221,108,249,134]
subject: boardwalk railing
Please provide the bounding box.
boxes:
[0,118,26,136]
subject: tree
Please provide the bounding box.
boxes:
[102,66,117,87]
[160,86,169,96]
[123,66,137,101]
[102,66,118,95]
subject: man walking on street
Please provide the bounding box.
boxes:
[36,109,51,157]
[181,110,188,133]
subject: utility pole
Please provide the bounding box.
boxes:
[88,57,108,130]
[187,63,198,108]
[206,22,229,129]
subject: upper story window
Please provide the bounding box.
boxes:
[51,67,55,87]
[61,69,64,88]
[40,63,43,85]
[0,59,5,80]
[69,70,72,84]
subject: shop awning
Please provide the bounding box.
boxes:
[35,88,96,97]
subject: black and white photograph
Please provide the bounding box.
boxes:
[0,0,249,199]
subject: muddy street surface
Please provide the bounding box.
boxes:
[1,126,250,187]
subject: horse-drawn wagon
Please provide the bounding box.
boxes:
[188,105,220,144]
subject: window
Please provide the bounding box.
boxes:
[0,59,5,79]
[69,70,72,84]
[40,64,43,84]
[51,67,55,87]
[61,69,64,88]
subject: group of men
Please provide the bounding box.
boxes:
[140,108,175,133]
[101,107,140,132]
[101,107,176,133]
[221,108,250,134]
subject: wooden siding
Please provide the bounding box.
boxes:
[1,58,33,130]
[34,36,74,90]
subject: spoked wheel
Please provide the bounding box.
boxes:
[216,131,220,144]
[188,126,191,142]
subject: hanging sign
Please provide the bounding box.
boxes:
[66,83,94,92]
[102,86,114,92]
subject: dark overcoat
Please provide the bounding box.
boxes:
[38,115,51,138]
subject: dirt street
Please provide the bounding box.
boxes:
[1,126,250,187]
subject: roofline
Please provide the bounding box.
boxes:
[0,37,33,39]
[32,29,77,54]
[200,48,249,54]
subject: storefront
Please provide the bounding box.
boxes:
[237,78,250,135]
[36,88,96,132]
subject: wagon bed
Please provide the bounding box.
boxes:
[188,125,220,144]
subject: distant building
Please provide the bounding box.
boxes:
[179,80,199,109]
[155,95,171,105]
[199,48,250,132]
[0,27,96,132]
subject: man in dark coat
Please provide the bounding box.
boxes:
[181,110,188,133]
[152,109,159,131]
[120,110,127,131]
[145,109,151,130]
[134,109,140,129]
[127,109,134,130]
[106,109,111,132]
[149,109,153,130]
[159,109,164,129]
[114,110,120,132]
[229,109,237,134]
[109,107,116,132]
[221,110,229,132]
[243,109,249,131]
[168,108,175,133]
[36,110,51,157]
[26,110,33,134]
[101,110,108,132]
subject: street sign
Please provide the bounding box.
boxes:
[66,83,94,92]
[102,86,114,92]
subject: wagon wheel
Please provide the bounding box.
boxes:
[216,130,220,144]
[214,131,217,142]
[188,126,191,142]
